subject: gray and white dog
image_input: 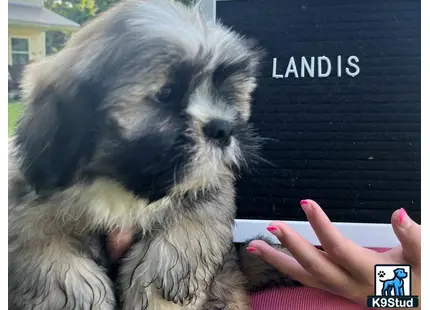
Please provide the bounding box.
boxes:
[8,1,296,309]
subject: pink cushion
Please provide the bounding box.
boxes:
[251,286,367,310]
[250,248,391,310]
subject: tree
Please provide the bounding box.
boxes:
[47,0,97,24]
[95,0,121,13]
[45,0,103,54]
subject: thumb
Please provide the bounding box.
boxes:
[391,208,421,264]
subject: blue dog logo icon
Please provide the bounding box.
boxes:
[368,265,418,308]
[379,268,408,296]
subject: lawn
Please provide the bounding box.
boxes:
[8,102,23,136]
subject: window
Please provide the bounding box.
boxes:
[11,38,30,65]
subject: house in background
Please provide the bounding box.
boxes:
[8,0,79,96]
[8,0,79,66]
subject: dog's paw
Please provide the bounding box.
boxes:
[378,271,386,278]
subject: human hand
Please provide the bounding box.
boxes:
[246,199,421,307]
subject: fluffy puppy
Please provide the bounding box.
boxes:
[8,1,295,309]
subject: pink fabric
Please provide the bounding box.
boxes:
[251,286,367,310]
[250,248,391,310]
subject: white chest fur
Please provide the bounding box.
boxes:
[64,178,169,231]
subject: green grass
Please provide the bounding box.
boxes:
[8,101,23,136]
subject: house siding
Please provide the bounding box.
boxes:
[8,26,45,65]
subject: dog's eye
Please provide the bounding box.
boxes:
[156,85,175,103]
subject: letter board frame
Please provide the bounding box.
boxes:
[199,0,420,247]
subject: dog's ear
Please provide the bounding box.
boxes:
[14,60,105,194]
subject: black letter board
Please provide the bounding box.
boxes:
[216,0,420,223]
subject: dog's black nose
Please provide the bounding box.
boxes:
[203,119,233,145]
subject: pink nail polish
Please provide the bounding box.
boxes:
[246,247,257,253]
[266,226,278,232]
[300,200,312,213]
[398,208,406,225]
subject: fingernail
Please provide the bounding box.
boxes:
[266,225,282,237]
[246,247,260,255]
[398,208,411,228]
[300,199,312,213]
[266,226,278,232]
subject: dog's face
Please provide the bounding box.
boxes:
[394,269,408,279]
[15,0,263,202]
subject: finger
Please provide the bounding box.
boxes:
[107,228,133,260]
[391,208,421,264]
[299,199,378,279]
[247,239,319,288]
[383,245,405,262]
[265,221,351,288]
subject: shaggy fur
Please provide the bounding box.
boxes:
[8,1,297,309]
